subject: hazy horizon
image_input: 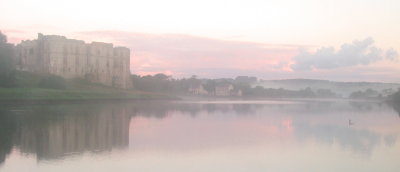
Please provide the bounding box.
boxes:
[1,0,399,82]
[1,1,400,171]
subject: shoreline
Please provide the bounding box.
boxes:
[0,97,178,105]
[0,87,179,105]
[0,87,391,105]
[178,95,387,102]
[0,94,387,105]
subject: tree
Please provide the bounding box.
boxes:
[391,91,400,104]
[315,89,336,98]
[203,80,216,94]
[131,73,174,93]
[154,73,170,81]
[0,31,16,87]
[235,82,252,96]
[349,91,363,99]
[188,75,200,87]
[0,32,6,43]
[349,89,380,99]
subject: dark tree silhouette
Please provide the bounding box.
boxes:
[0,31,16,87]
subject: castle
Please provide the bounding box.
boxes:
[15,33,132,88]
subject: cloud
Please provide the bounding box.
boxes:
[71,31,400,82]
[291,38,399,71]
[0,29,28,44]
[75,31,301,78]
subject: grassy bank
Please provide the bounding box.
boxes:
[0,71,175,101]
[0,87,174,101]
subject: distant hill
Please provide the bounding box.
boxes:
[255,79,400,98]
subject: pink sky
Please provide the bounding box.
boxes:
[1,0,400,82]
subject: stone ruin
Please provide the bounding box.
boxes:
[15,33,132,89]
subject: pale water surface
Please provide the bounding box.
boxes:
[0,100,399,172]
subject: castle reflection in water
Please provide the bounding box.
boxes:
[0,100,399,164]
[0,101,215,162]
[1,103,131,161]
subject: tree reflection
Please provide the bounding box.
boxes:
[390,103,400,117]
[0,109,16,165]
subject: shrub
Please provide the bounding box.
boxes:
[38,75,66,89]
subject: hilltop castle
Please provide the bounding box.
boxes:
[15,33,132,88]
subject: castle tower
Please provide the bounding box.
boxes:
[15,33,132,89]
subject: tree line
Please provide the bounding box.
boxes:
[130,74,341,98]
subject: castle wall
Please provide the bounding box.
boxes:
[15,40,38,72]
[112,47,131,88]
[15,33,131,89]
[86,42,115,86]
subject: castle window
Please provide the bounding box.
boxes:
[29,48,34,55]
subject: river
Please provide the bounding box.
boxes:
[0,100,399,172]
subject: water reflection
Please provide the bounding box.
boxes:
[0,104,131,162]
[0,100,399,170]
[295,123,381,155]
[0,109,16,164]
[390,103,400,117]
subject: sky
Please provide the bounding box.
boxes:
[1,0,399,82]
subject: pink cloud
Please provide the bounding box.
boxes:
[0,29,28,44]
[75,30,302,78]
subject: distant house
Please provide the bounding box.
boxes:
[215,83,234,96]
[188,83,208,95]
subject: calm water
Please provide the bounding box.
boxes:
[0,100,399,172]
